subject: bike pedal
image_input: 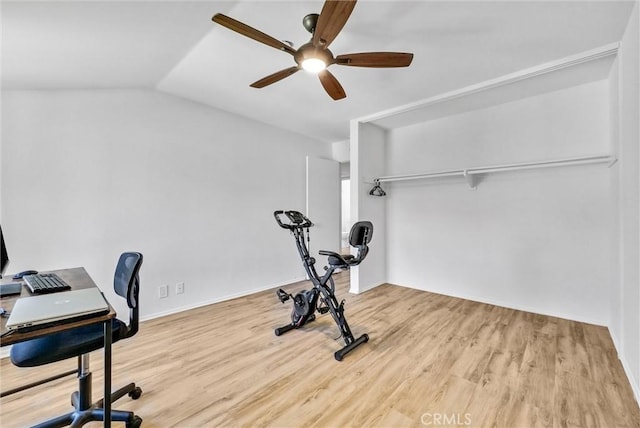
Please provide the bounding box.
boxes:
[318,306,330,314]
[276,289,290,303]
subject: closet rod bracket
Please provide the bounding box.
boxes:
[463,170,476,190]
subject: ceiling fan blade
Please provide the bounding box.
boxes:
[335,52,414,68]
[313,0,357,48]
[318,70,346,100]
[212,13,296,56]
[250,66,300,88]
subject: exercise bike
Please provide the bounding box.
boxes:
[273,210,372,361]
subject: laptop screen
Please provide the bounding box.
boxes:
[1,226,9,279]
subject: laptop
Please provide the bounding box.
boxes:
[6,288,109,331]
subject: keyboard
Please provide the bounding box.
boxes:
[23,273,72,294]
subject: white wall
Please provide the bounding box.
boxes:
[332,140,350,164]
[611,1,640,402]
[384,80,614,325]
[350,121,386,293]
[306,156,340,260]
[0,89,331,319]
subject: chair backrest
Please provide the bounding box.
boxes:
[114,252,143,339]
[349,221,373,265]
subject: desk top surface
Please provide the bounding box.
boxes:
[1,267,116,346]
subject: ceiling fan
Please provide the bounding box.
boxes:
[212,0,414,100]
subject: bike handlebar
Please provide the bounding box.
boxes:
[273,210,314,229]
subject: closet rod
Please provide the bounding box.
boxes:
[375,154,615,184]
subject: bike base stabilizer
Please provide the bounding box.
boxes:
[334,333,369,361]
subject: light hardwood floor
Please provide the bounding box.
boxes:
[1,272,639,427]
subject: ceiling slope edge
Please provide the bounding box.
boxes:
[356,42,620,131]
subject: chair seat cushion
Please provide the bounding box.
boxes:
[10,318,126,367]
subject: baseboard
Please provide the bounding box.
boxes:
[609,329,640,405]
[139,276,307,323]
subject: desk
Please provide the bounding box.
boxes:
[1,267,116,427]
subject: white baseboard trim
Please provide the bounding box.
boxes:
[138,276,307,323]
[609,329,640,406]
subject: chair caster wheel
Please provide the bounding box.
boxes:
[128,386,142,400]
[127,415,142,428]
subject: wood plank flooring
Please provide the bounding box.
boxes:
[1,272,639,427]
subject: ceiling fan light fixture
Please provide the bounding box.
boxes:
[212,1,413,100]
[295,41,332,73]
[301,57,327,73]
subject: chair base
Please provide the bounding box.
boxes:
[32,407,141,428]
[32,371,142,428]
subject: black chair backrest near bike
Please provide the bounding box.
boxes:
[319,220,373,268]
[273,210,372,361]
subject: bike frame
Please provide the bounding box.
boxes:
[274,210,369,361]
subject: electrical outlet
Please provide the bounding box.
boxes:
[176,282,184,295]
[158,284,169,299]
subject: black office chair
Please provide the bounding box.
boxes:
[10,252,144,428]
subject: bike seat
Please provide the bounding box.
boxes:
[319,250,356,267]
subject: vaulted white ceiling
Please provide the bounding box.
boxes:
[1,1,635,142]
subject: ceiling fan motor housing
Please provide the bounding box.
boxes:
[294,42,334,67]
